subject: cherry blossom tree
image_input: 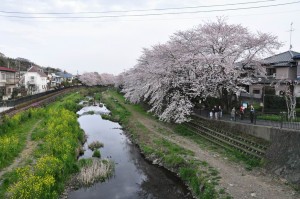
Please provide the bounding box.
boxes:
[121,18,281,123]
[79,72,116,86]
[99,73,115,86]
[79,72,101,86]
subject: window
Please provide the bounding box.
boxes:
[266,68,276,76]
[1,73,5,80]
[253,89,260,94]
[30,76,34,80]
[7,88,11,94]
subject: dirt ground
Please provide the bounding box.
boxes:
[0,120,41,180]
[112,94,299,199]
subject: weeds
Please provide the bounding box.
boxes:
[88,141,104,151]
[1,91,85,198]
[101,90,228,199]
[92,150,101,158]
[76,158,114,187]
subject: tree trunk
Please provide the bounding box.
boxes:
[285,84,296,120]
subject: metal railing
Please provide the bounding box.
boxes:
[0,87,74,108]
[193,109,300,131]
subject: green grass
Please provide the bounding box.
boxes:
[257,113,300,122]
[174,124,262,169]
[92,149,101,158]
[0,170,18,198]
[0,89,86,199]
[256,114,281,121]
[102,89,232,199]
[0,112,42,170]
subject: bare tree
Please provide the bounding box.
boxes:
[273,80,297,120]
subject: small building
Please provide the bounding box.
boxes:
[56,71,73,83]
[48,73,63,88]
[247,50,300,98]
[0,66,17,99]
[21,65,48,94]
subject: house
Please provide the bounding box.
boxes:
[247,50,300,98]
[0,66,18,99]
[48,73,63,88]
[56,71,73,83]
[21,65,48,94]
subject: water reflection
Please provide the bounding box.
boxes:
[68,105,192,199]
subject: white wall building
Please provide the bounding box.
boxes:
[23,65,48,94]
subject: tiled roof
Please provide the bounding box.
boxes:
[0,66,17,72]
[56,71,73,78]
[28,66,47,77]
[263,51,300,66]
[293,54,300,59]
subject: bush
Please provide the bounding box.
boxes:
[0,108,44,169]
[264,95,286,111]
[7,107,84,198]
[92,149,101,158]
[88,141,104,151]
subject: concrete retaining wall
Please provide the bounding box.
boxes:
[207,119,300,188]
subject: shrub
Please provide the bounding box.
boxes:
[88,141,104,151]
[7,107,84,198]
[92,149,101,158]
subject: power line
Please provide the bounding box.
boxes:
[0,0,277,15]
[4,8,299,23]
[0,1,299,19]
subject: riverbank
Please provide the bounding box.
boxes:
[0,91,85,198]
[102,89,299,199]
[102,90,228,199]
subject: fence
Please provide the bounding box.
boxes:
[0,87,68,108]
[194,108,300,131]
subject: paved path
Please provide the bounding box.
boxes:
[194,110,300,131]
[105,92,299,199]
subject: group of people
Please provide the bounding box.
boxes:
[209,105,222,120]
[230,105,255,123]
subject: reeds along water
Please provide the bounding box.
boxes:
[77,159,114,186]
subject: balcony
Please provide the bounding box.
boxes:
[27,80,36,85]
[5,78,17,85]
[0,78,17,85]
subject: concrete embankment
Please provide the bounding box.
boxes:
[210,119,300,188]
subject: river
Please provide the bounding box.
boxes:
[68,104,193,199]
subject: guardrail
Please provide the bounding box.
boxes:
[194,109,300,131]
[0,87,69,108]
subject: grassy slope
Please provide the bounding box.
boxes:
[0,91,84,198]
[102,90,233,199]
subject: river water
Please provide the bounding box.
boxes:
[68,104,193,199]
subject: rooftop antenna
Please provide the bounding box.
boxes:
[288,22,295,50]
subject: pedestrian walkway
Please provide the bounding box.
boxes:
[194,109,300,131]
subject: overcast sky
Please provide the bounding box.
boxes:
[0,0,299,75]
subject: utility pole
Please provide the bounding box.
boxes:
[288,22,295,50]
[18,60,21,80]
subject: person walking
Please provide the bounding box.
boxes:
[210,107,214,119]
[231,107,236,121]
[214,105,219,120]
[240,105,244,120]
[218,105,222,119]
[250,105,255,123]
